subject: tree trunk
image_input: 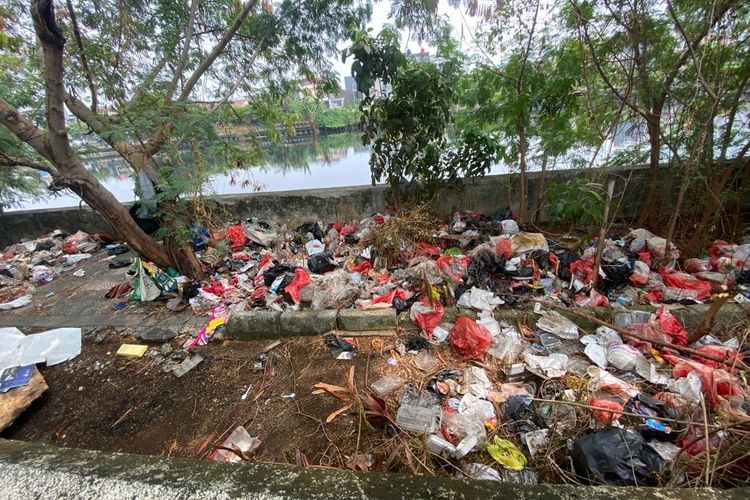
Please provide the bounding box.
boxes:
[687,142,750,248]
[637,112,663,228]
[518,125,528,224]
[24,0,181,274]
[533,150,549,224]
[69,176,172,267]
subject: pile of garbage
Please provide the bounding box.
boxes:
[315,300,749,486]
[183,213,749,319]
[0,229,128,310]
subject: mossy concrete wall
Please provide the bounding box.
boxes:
[0,166,657,247]
[0,439,745,499]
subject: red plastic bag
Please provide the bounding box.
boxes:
[570,258,595,284]
[654,305,688,346]
[349,259,372,274]
[372,288,408,305]
[630,260,650,285]
[663,353,744,406]
[203,279,225,297]
[284,268,311,304]
[436,255,470,282]
[625,322,670,353]
[496,238,512,258]
[340,223,358,236]
[644,288,663,303]
[658,269,712,301]
[575,289,609,307]
[691,345,743,371]
[62,241,78,254]
[587,395,623,424]
[638,251,652,266]
[683,258,709,273]
[373,214,385,224]
[226,225,248,251]
[449,316,491,360]
[410,297,444,338]
[413,242,441,258]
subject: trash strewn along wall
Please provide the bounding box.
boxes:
[1,165,747,248]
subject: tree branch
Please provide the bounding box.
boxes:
[661,0,735,102]
[177,0,257,101]
[31,0,77,167]
[169,0,200,96]
[0,96,53,161]
[0,151,57,175]
[65,0,98,113]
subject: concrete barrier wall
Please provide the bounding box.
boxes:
[0,165,734,247]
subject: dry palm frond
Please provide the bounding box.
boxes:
[313,366,356,423]
[361,203,441,263]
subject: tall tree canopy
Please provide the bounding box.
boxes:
[0,0,370,276]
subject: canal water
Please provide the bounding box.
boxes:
[9,132,510,211]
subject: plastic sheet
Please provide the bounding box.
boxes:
[456,286,504,310]
[0,327,81,372]
[510,232,549,254]
[487,436,527,471]
[536,310,579,339]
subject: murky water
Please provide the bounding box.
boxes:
[9,132,511,211]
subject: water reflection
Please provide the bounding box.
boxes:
[11,132,373,211]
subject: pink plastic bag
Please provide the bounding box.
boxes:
[410,297,444,338]
[449,316,491,360]
[654,305,688,346]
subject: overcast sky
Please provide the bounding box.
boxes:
[331,0,481,85]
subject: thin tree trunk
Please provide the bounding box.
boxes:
[591,179,615,290]
[637,112,662,227]
[518,124,528,224]
[533,150,549,224]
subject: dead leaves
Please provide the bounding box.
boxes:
[313,366,356,423]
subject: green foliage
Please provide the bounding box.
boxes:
[346,27,499,194]
[546,178,606,227]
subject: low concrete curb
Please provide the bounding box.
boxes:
[226,304,750,341]
[0,439,744,499]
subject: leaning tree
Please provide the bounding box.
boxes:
[0,0,369,277]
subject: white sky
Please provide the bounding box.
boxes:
[331,0,481,85]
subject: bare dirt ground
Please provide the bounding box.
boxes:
[1,327,447,473]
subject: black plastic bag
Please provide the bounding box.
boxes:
[468,248,507,287]
[263,263,296,287]
[623,394,680,441]
[493,206,514,222]
[324,334,355,358]
[296,222,324,241]
[600,262,632,292]
[405,335,431,351]
[501,396,546,434]
[571,428,665,486]
[554,250,579,281]
[308,253,337,274]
